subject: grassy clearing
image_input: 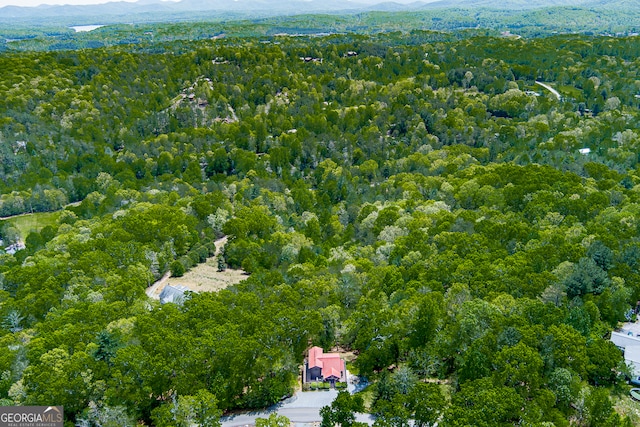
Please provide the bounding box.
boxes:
[147,263,247,298]
[5,211,61,239]
[147,237,247,299]
[165,257,247,293]
[558,85,583,99]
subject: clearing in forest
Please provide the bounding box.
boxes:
[164,260,247,293]
[2,210,61,238]
[146,236,247,299]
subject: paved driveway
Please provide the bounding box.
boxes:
[220,371,374,427]
[220,391,337,427]
[278,389,338,409]
[221,407,374,427]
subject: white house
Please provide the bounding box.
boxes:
[624,346,640,377]
[610,322,640,378]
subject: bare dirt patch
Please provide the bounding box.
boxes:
[165,261,247,293]
[146,236,247,299]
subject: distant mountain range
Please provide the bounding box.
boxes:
[422,0,587,8]
[0,0,638,25]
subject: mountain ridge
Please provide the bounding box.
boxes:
[1,0,638,26]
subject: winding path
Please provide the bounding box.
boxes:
[535,81,561,100]
[145,271,171,299]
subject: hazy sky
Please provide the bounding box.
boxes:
[0,0,183,7]
[0,0,427,8]
[0,0,137,6]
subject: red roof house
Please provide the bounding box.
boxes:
[306,346,346,383]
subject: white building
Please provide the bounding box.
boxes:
[611,322,640,378]
[159,284,191,305]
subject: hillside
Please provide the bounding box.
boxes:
[1,14,640,427]
[1,0,640,32]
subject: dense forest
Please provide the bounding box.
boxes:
[1,20,640,426]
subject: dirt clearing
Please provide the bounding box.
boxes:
[165,260,247,293]
[146,236,247,299]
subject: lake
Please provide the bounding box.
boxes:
[70,25,104,32]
